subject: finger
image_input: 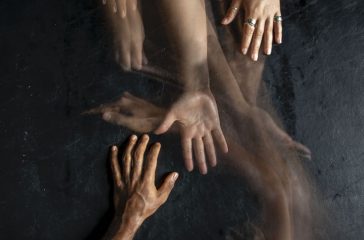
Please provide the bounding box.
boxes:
[110,146,124,189]
[131,43,143,70]
[181,137,193,172]
[221,0,241,25]
[116,0,127,18]
[203,133,217,167]
[241,17,256,55]
[158,172,179,203]
[119,47,131,71]
[123,135,138,187]
[154,111,176,135]
[102,111,130,126]
[263,19,273,55]
[193,138,207,175]
[142,52,148,65]
[102,0,107,5]
[144,142,161,183]
[212,128,228,153]
[131,134,149,188]
[273,14,282,44]
[250,19,265,61]
[112,0,117,13]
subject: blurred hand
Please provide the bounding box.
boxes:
[104,0,146,71]
[108,135,178,239]
[222,0,282,61]
[86,91,228,174]
[155,91,228,174]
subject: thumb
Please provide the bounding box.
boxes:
[154,111,176,135]
[158,172,179,200]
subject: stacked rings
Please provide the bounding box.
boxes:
[274,16,283,22]
[245,18,257,27]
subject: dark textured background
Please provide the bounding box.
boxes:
[0,0,363,239]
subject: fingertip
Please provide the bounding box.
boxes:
[186,163,193,172]
[102,112,111,121]
[142,134,149,141]
[200,168,208,175]
[112,145,118,151]
[172,172,179,181]
[130,134,137,141]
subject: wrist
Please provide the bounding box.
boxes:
[113,216,142,240]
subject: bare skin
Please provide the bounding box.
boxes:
[86,91,227,175]
[91,95,313,240]
[222,0,283,61]
[103,0,146,71]
[103,134,179,240]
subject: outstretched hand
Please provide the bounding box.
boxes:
[154,91,228,174]
[86,91,228,174]
[105,134,178,240]
[222,0,282,61]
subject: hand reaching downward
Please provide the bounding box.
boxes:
[154,91,228,174]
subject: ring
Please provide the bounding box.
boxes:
[245,18,257,27]
[232,7,238,11]
[274,16,283,22]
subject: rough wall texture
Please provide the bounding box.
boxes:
[0,0,363,239]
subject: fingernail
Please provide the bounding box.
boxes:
[102,0,106,5]
[103,112,111,120]
[278,37,282,44]
[252,53,258,61]
[266,48,271,55]
[221,18,227,24]
[112,146,117,151]
[131,135,137,141]
[242,48,248,55]
[113,5,117,13]
[172,173,179,181]
[122,9,126,18]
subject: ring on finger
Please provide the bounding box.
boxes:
[245,18,257,27]
[274,15,283,22]
[231,7,238,12]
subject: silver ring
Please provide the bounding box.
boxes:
[274,16,283,22]
[245,18,257,27]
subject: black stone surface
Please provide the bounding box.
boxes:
[0,0,363,239]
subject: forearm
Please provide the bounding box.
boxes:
[159,0,209,90]
[103,215,142,240]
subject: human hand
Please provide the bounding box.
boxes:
[108,135,178,239]
[85,91,228,174]
[103,0,146,71]
[85,92,168,133]
[155,91,228,174]
[221,0,282,61]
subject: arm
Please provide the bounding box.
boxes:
[159,0,209,91]
[103,134,179,240]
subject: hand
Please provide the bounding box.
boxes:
[107,134,179,240]
[85,91,228,174]
[85,92,168,133]
[155,91,228,174]
[222,0,282,61]
[103,0,146,71]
